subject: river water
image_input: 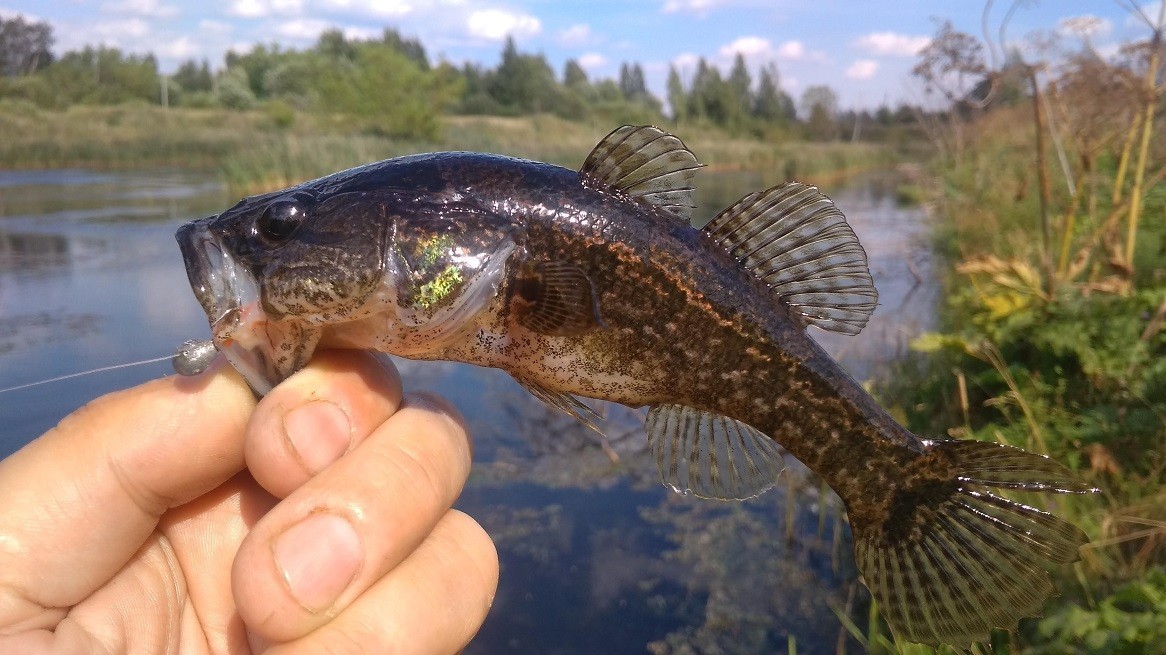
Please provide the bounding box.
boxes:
[0,166,935,654]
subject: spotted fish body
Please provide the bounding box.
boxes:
[177,126,1094,648]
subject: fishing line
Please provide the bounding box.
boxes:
[0,339,218,394]
[0,355,173,394]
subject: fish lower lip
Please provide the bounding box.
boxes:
[177,220,221,320]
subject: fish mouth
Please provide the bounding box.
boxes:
[176,219,282,394]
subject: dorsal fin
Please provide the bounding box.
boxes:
[704,182,878,335]
[579,125,703,220]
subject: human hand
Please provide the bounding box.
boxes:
[0,350,498,653]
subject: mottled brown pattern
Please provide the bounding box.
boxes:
[177,136,1094,650]
[178,149,945,536]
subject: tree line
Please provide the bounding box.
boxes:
[0,14,927,142]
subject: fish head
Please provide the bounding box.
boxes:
[178,184,517,394]
[176,187,391,393]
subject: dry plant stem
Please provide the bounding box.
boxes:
[1123,43,1161,276]
[1076,166,1166,275]
[1029,67,1056,298]
[1111,111,1138,206]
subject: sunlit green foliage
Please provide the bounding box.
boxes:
[871,14,1166,651]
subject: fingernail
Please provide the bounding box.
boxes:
[283,401,351,473]
[273,512,363,612]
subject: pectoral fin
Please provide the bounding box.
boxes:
[646,404,786,500]
[512,260,604,337]
[516,377,604,435]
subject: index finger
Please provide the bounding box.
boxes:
[0,359,255,632]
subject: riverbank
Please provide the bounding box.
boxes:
[0,104,897,194]
[870,103,1166,654]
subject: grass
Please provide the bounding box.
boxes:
[0,103,896,195]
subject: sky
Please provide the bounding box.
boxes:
[1,1,1161,110]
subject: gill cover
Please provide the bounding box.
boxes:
[385,208,516,352]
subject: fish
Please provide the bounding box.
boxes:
[176,125,1095,648]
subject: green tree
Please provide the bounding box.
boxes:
[666,64,686,121]
[313,42,460,138]
[563,59,588,88]
[225,44,285,98]
[618,62,647,100]
[316,29,356,61]
[726,53,751,127]
[0,15,53,77]
[41,46,159,105]
[172,58,213,93]
[689,57,728,125]
[800,84,839,140]
[487,36,558,113]
[215,65,256,109]
[752,62,793,123]
[381,27,428,70]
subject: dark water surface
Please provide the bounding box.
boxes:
[0,166,936,654]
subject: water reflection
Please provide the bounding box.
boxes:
[0,167,936,654]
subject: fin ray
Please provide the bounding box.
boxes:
[853,439,1093,647]
[580,125,703,220]
[704,182,877,335]
[646,404,785,500]
[516,377,605,436]
[513,260,604,337]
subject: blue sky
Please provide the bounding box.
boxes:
[1,1,1160,109]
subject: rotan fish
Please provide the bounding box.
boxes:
[177,126,1095,648]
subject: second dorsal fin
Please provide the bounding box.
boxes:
[704,182,878,335]
[579,125,703,220]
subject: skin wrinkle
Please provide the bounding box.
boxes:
[156,534,184,655]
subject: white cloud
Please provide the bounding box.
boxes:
[229,0,304,19]
[671,52,694,68]
[92,18,152,43]
[102,0,180,18]
[1058,15,1113,39]
[199,19,233,34]
[0,8,43,21]
[661,0,724,16]
[157,36,199,59]
[853,32,930,56]
[578,52,607,70]
[342,25,381,40]
[776,40,805,59]
[845,59,878,80]
[719,36,772,58]
[274,18,330,40]
[321,0,412,18]
[1096,42,1122,60]
[559,23,590,46]
[467,9,541,40]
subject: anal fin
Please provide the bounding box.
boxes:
[646,404,785,500]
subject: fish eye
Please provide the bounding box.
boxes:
[255,193,312,244]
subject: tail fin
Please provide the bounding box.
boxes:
[852,439,1096,648]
